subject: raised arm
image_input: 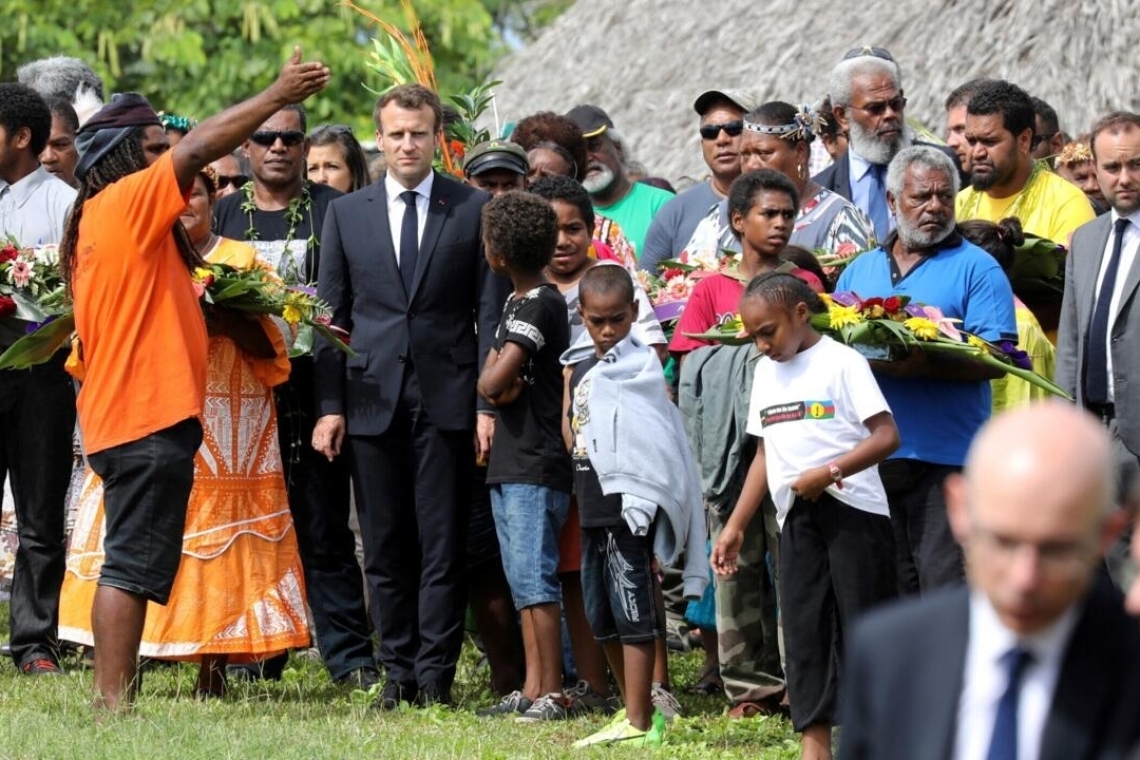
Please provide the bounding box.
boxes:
[171,46,329,192]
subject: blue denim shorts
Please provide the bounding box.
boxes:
[88,418,203,605]
[581,524,663,644]
[489,483,570,609]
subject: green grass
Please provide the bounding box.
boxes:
[0,603,798,759]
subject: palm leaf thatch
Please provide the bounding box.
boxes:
[491,0,1137,184]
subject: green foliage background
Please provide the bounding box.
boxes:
[0,0,569,131]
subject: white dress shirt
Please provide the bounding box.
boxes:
[0,165,76,246]
[953,592,1080,760]
[385,171,433,267]
[1093,208,1140,401]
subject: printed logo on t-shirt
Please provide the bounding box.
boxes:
[760,399,835,427]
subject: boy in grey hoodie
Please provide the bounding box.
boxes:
[561,266,707,747]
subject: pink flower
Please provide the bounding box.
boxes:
[10,259,32,288]
[923,305,962,341]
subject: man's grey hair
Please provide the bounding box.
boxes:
[886,146,960,198]
[828,56,901,108]
[17,56,105,102]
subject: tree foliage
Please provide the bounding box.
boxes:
[0,0,565,131]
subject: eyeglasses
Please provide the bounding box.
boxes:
[971,527,1097,576]
[699,120,745,140]
[216,174,248,190]
[845,95,907,117]
[249,130,306,147]
[755,208,797,221]
[842,46,896,62]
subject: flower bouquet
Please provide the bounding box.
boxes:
[638,250,743,324]
[0,240,69,323]
[684,291,1069,398]
[0,263,353,371]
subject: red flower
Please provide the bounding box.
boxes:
[0,245,17,263]
[662,267,685,281]
[449,140,466,160]
[883,296,903,315]
[0,295,15,317]
[862,296,884,309]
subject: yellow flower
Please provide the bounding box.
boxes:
[282,304,303,324]
[193,267,213,281]
[904,317,940,340]
[830,304,864,329]
[865,305,885,319]
[819,293,834,307]
[966,334,987,349]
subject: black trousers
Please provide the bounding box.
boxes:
[779,493,896,731]
[878,459,964,595]
[1,353,75,667]
[348,365,472,691]
[275,356,373,680]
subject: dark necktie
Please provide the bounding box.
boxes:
[985,647,1032,760]
[867,163,890,241]
[399,189,419,294]
[1085,218,1131,405]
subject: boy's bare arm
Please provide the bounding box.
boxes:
[711,439,770,576]
[477,342,527,406]
[791,411,900,500]
[561,366,574,452]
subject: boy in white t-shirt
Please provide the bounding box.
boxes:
[710,272,899,760]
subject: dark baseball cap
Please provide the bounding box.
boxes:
[693,88,755,116]
[566,105,614,139]
[463,140,529,177]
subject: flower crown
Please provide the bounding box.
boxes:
[744,104,826,143]
[158,111,197,134]
[1056,141,1093,167]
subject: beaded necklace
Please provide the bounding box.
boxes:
[239,180,316,284]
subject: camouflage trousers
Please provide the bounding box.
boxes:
[708,497,785,704]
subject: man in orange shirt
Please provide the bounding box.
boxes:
[59,47,329,714]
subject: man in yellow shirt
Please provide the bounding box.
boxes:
[956,80,1094,247]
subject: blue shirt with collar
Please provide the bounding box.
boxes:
[836,229,1018,465]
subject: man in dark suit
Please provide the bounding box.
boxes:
[815,46,960,242]
[312,83,507,708]
[1057,111,1140,583]
[838,404,1140,760]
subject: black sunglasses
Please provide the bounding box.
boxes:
[842,46,896,62]
[699,120,745,140]
[216,174,248,190]
[846,95,907,117]
[249,130,306,147]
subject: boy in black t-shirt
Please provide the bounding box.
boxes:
[563,266,666,747]
[477,192,574,721]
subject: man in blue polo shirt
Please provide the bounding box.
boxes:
[837,145,1017,595]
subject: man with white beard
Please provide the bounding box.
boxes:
[815,47,961,241]
[565,104,673,259]
[836,146,1017,597]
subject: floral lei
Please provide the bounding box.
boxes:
[239,180,316,285]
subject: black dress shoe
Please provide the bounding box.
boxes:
[373,681,416,711]
[415,682,453,708]
[337,667,381,690]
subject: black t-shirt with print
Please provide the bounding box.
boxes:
[485,282,572,493]
[568,355,623,527]
[213,181,341,285]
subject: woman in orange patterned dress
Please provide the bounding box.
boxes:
[59,168,309,696]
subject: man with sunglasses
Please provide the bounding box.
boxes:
[816,47,960,242]
[209,150,248,198]
[566,104,673,260]
[213,105,377,690]
[639,89,751,275]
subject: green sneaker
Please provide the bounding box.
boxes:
[572,709,665,748]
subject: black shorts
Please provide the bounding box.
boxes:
[466,465,502,570]
[88,418,203,605]
[580,524,663,644]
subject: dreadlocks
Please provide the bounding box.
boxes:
[60,127,202,287]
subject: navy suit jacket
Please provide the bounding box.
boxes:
[813,141,964,202]
[313,171,508,436]
[838,579,1140,760]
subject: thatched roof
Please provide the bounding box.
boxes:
[490,0,1135,184]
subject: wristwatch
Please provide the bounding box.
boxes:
[827,462,844,490]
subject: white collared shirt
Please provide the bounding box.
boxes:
[384,171,433,267]
[0,165,76,246]
[1093,208,1140,401]
[953,592,1081,760]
